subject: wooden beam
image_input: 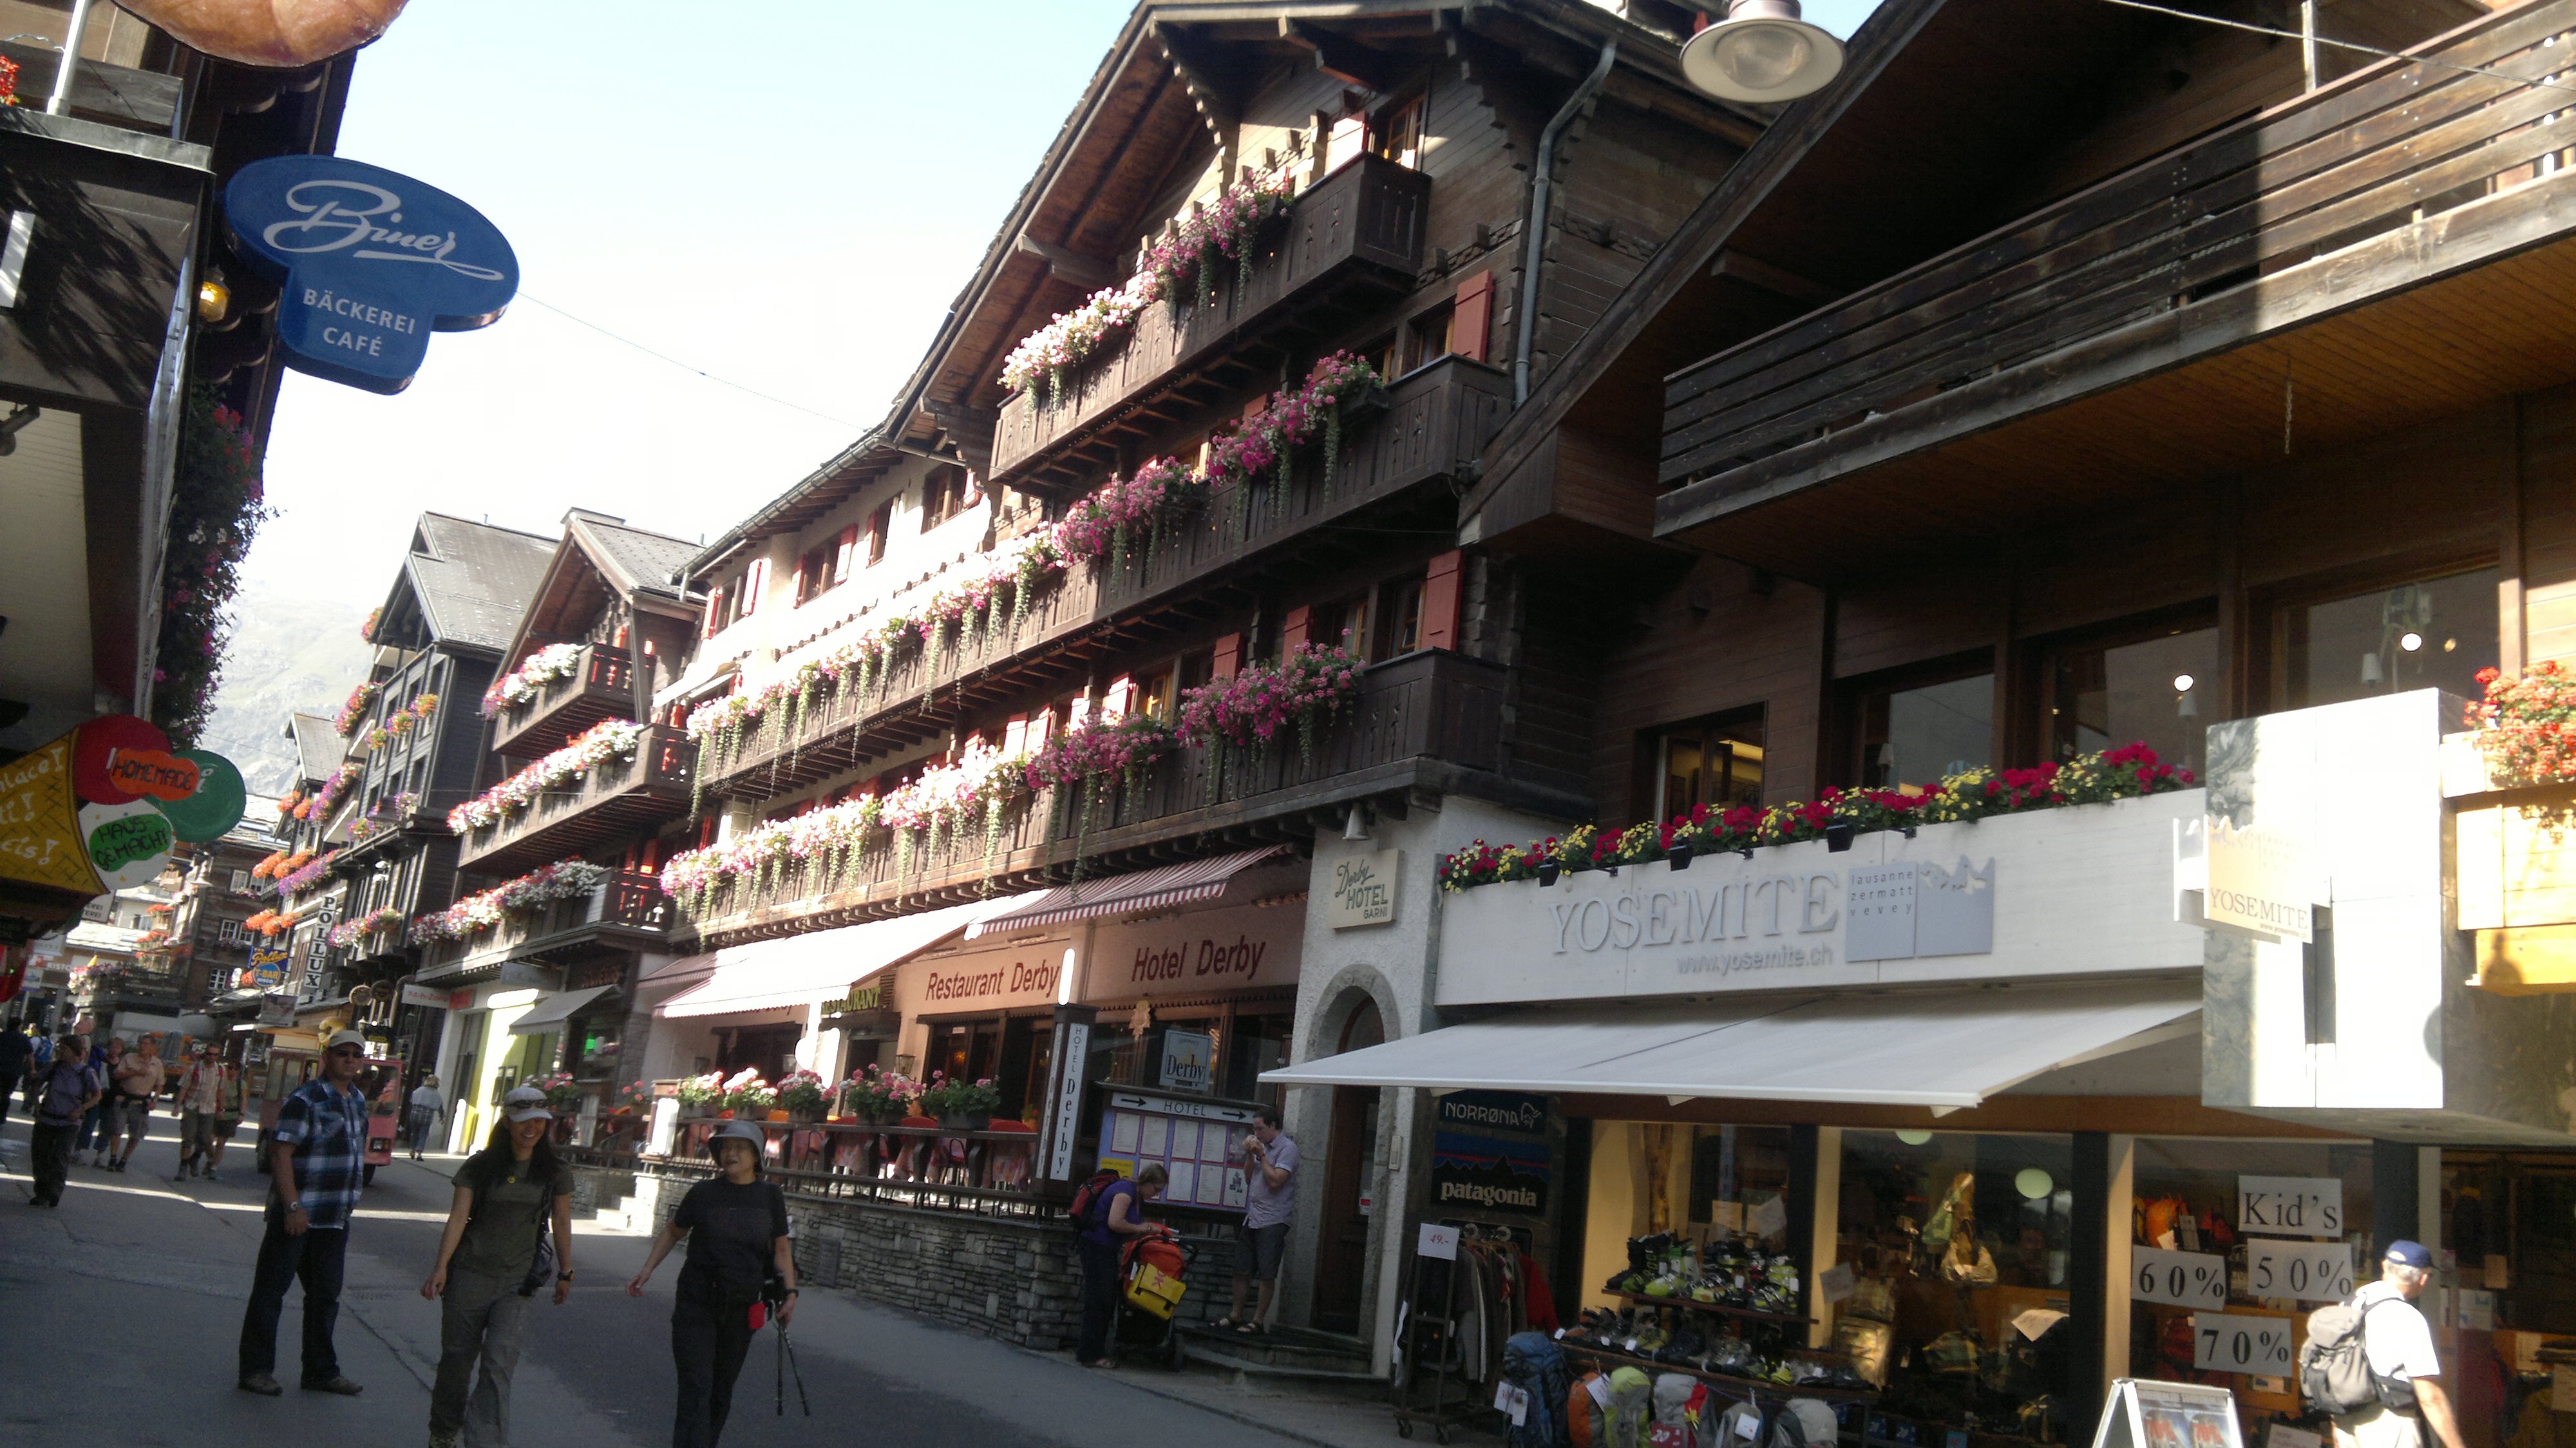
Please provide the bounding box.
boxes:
[1010,233,1118,292]
[1279,18,1403,94]
[1709,248,1841,308]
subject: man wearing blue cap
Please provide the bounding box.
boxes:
[2334,1241,2466,1448]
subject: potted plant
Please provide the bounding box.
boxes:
[613,1080,654,1116]
[840,1064,915,1125]
[777,1068,829,1123]
[535,1071,582,1114]
[919,1071,1000,1132]
[674,1071,724,1116]
[720,1068,775,1121]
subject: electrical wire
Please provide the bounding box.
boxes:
[515,292,869,432]
[2088,0,2576,99]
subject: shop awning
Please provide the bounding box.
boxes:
[964,846,1285,938]
[654,897,1010,1019]
[507,985,618,1035]
[1262,979,2201,1109]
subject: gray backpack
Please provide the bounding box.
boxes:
[2300,1295,2414,1415]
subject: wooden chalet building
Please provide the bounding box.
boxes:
[424,511,701,1149]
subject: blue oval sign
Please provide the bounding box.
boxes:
[223,155,518,394]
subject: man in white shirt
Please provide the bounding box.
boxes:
[407,1074,445,1160]
[2334,1241,2467,1448]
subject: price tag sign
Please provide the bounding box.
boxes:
[2248,1239,2353,1301]
[1820,1262,1857,1304]
[1495,1382,1530,1425]
[2193,1313,2295,1375]
[1417,1223,1459,1261]
[2239,1175,2345,1238]
[2134,1246,2230,1309]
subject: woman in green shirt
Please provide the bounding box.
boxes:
[421,1085,575,1448]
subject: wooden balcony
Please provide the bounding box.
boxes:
[683,648,1513,946]
[1659,1,2576,562]
[418,871,670,982]
[455,727,694,878]
[491,644,638,758]
[989,155,1430,490]
[703,356,1510,800]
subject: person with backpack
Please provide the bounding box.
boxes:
[235,1028,372,1398]
[27,1031,101,1206]
[77,1034,122,1165]
[625,1118,798,1448]
[106,1033,164,1172]
[421,1085,575,1448]
[1072,1161,1168,1368]
[2302,1241,2467,1448]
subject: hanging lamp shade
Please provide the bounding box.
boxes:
[1681,1,1846,104]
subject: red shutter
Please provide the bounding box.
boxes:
[1282,605,1313,655]
[744,558,769,613]
[1421,550,1464,651]
[789,557,809,608]
[702,587,726,638]
[1452,272,1495,363]
[1212,633,1242,681]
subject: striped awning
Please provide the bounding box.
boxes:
[964,846,1287,938]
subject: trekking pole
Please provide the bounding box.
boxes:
[775,1320,811,1416]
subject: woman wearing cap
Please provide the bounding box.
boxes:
[419,1084,575,1448]
[627,1118,795,1448]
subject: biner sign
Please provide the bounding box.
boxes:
[223,156,518,394]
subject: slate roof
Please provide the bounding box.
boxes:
[285,712,346,784]
[573,514,700,601]
[403,513,556,652]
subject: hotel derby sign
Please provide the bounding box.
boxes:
[1435,791,2208,1007]
[223,156,518,394]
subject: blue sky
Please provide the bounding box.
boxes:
[250,0,1881,599]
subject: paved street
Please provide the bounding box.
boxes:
[0,1112,1385,1448]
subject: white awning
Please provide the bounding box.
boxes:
[654,897,1010,1019]
[965,846,1285,938]
[1261,979,2201,1109]
[507,985,618,1035]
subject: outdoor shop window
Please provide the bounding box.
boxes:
[2038,620,2221,777]
[925,1018,999,1091]
[1852,667,1994,788]
[2125,1140,2374,1427]
[2440,1151,2575,1335]
[1830,1131,2078,1443]
[2279,566,2497,709]
[1652,715,1765,820]
[1220,1008,1293,1107]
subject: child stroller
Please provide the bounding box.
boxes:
[1114,1228,1197,1370]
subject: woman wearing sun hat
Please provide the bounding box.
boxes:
[420,1084,575,1448]
[627,1118,797,1448]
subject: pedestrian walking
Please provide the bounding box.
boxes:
[421,1085,575,1448]
[0,1016,33,1132]
[409,1074,446,1159]
[26,1033,100,1206]
[23,1025,51,1115]
[2327,1241,2470,1448]
[1213,1105,1298,1335]
[78,1034,120,1166]
[626,1119,799,1448]
[108,1033,164,1172]
[235,1028,371,1398]
[175,1042,235,1181]
[1074,1161,1168,1367]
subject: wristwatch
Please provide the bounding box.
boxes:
[556,1271,576,1282]
[287,1201,305,1213]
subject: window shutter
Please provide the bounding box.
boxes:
[744,558,769,613]
[834,525,860,583]
[1421,550,1464,651]
[702,587,726,639]
[1213,633,1243,681]
[1452,272,1495,363]
[1281,605,1314,654]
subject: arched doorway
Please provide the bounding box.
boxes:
[1312,996,1385,1333]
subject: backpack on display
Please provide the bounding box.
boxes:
[2301,1295,2413,1415]
[1068,1169,1121,1229]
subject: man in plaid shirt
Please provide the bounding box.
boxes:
[236,1029,372,1397]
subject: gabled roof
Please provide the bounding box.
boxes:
[387,513,556,655]
[573,513,701,603]
[504,510,709,663]
[284,712,346,785]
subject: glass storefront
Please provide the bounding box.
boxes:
[2284,567,2498,709]
[1859,674,1994,787]
[2044,625,2221,776]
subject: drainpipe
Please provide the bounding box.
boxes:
[1513,39,1618,406]
[46,0,93,115]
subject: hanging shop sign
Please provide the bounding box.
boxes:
[1431,1130,1552,1215]
[397,983,451,1011]
[0,716,246,900]
[1159,1027,1214,1092]
[839,971,891,1015]
[1326,849,1399,928]
[1086,900,1303,1004]
[909,944,1063,1013]
[1434,1089,1551,1138]
[223,155,519,395]
[244,945,290,991]
[2199,820,2317,945]
[2237,1176,2344,1237]
[1436,790,2202,1006]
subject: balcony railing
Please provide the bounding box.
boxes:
[455,727,694,877]
[417,872,668,978]
[646,1118,1053,1219]
[683,648,1510,942]
[1660,1,2576,508]
[491,644,637,758]
[705,356,1510,799]
[990,154,1431,488]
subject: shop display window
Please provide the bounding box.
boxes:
[1222,1009,1293,1106]
[1856,673,1994,788]
[2125,1141,2373,1429]
[2441,1152,2576,1335]
[2281,567,2497,710]
[2041,623,2220,776]
[1832,1131,2077,1445]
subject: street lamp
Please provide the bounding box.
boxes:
[1681,2,1846,104]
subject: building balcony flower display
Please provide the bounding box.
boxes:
[776,1069,829,1118]
[1174,643,1362,768]
[325,908,404,949]
[274,791,302,819]
[838,1064,918,1122]
[446,718,649,834]
[294,763,361,823]
[153,391,274,748]
[675,1071,724,1110]
[533,1071,582,1111]
[406,857,614,944]
[721,1069,775,1117]
[998,166,1298,403]
[242,909,296,937]
[1435,742,2197,891]
[2472,662,2576,785]
[345,792,420,844]
[615,1080,655,1112]
[880,741,1032,873]
[1023,714,1175,843]
[251,849,289,880]
[359,606,379,643]
[482,642,586,717]
[918,1071,1001,1129]
[274,849,336,898]
[334,680,379,737]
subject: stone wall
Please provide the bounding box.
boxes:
[614,1167,1238,1351]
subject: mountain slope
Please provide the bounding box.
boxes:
[198,585,372,794]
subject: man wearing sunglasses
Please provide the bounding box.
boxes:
[236,1029,372,1398]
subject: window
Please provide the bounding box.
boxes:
[229,870,252,893]
[1371,576,1423,663]
[922,467,974,531]
[1368,93,1425,169]
[795,538,837,607]
[1853,668,1993,788]
[1135,667,1176,721]
[866,499,893,566]
[2279,566,2498,710]
[1401,303,1454,375]
[1651,718,1766,820]
[1309,591,1370,656]
[2039,620,2222,777]
[218,919,245,945]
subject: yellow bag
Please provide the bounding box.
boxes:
[1125,1262,1187,1319]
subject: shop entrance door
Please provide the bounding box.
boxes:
[1312,999,1385,1333]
